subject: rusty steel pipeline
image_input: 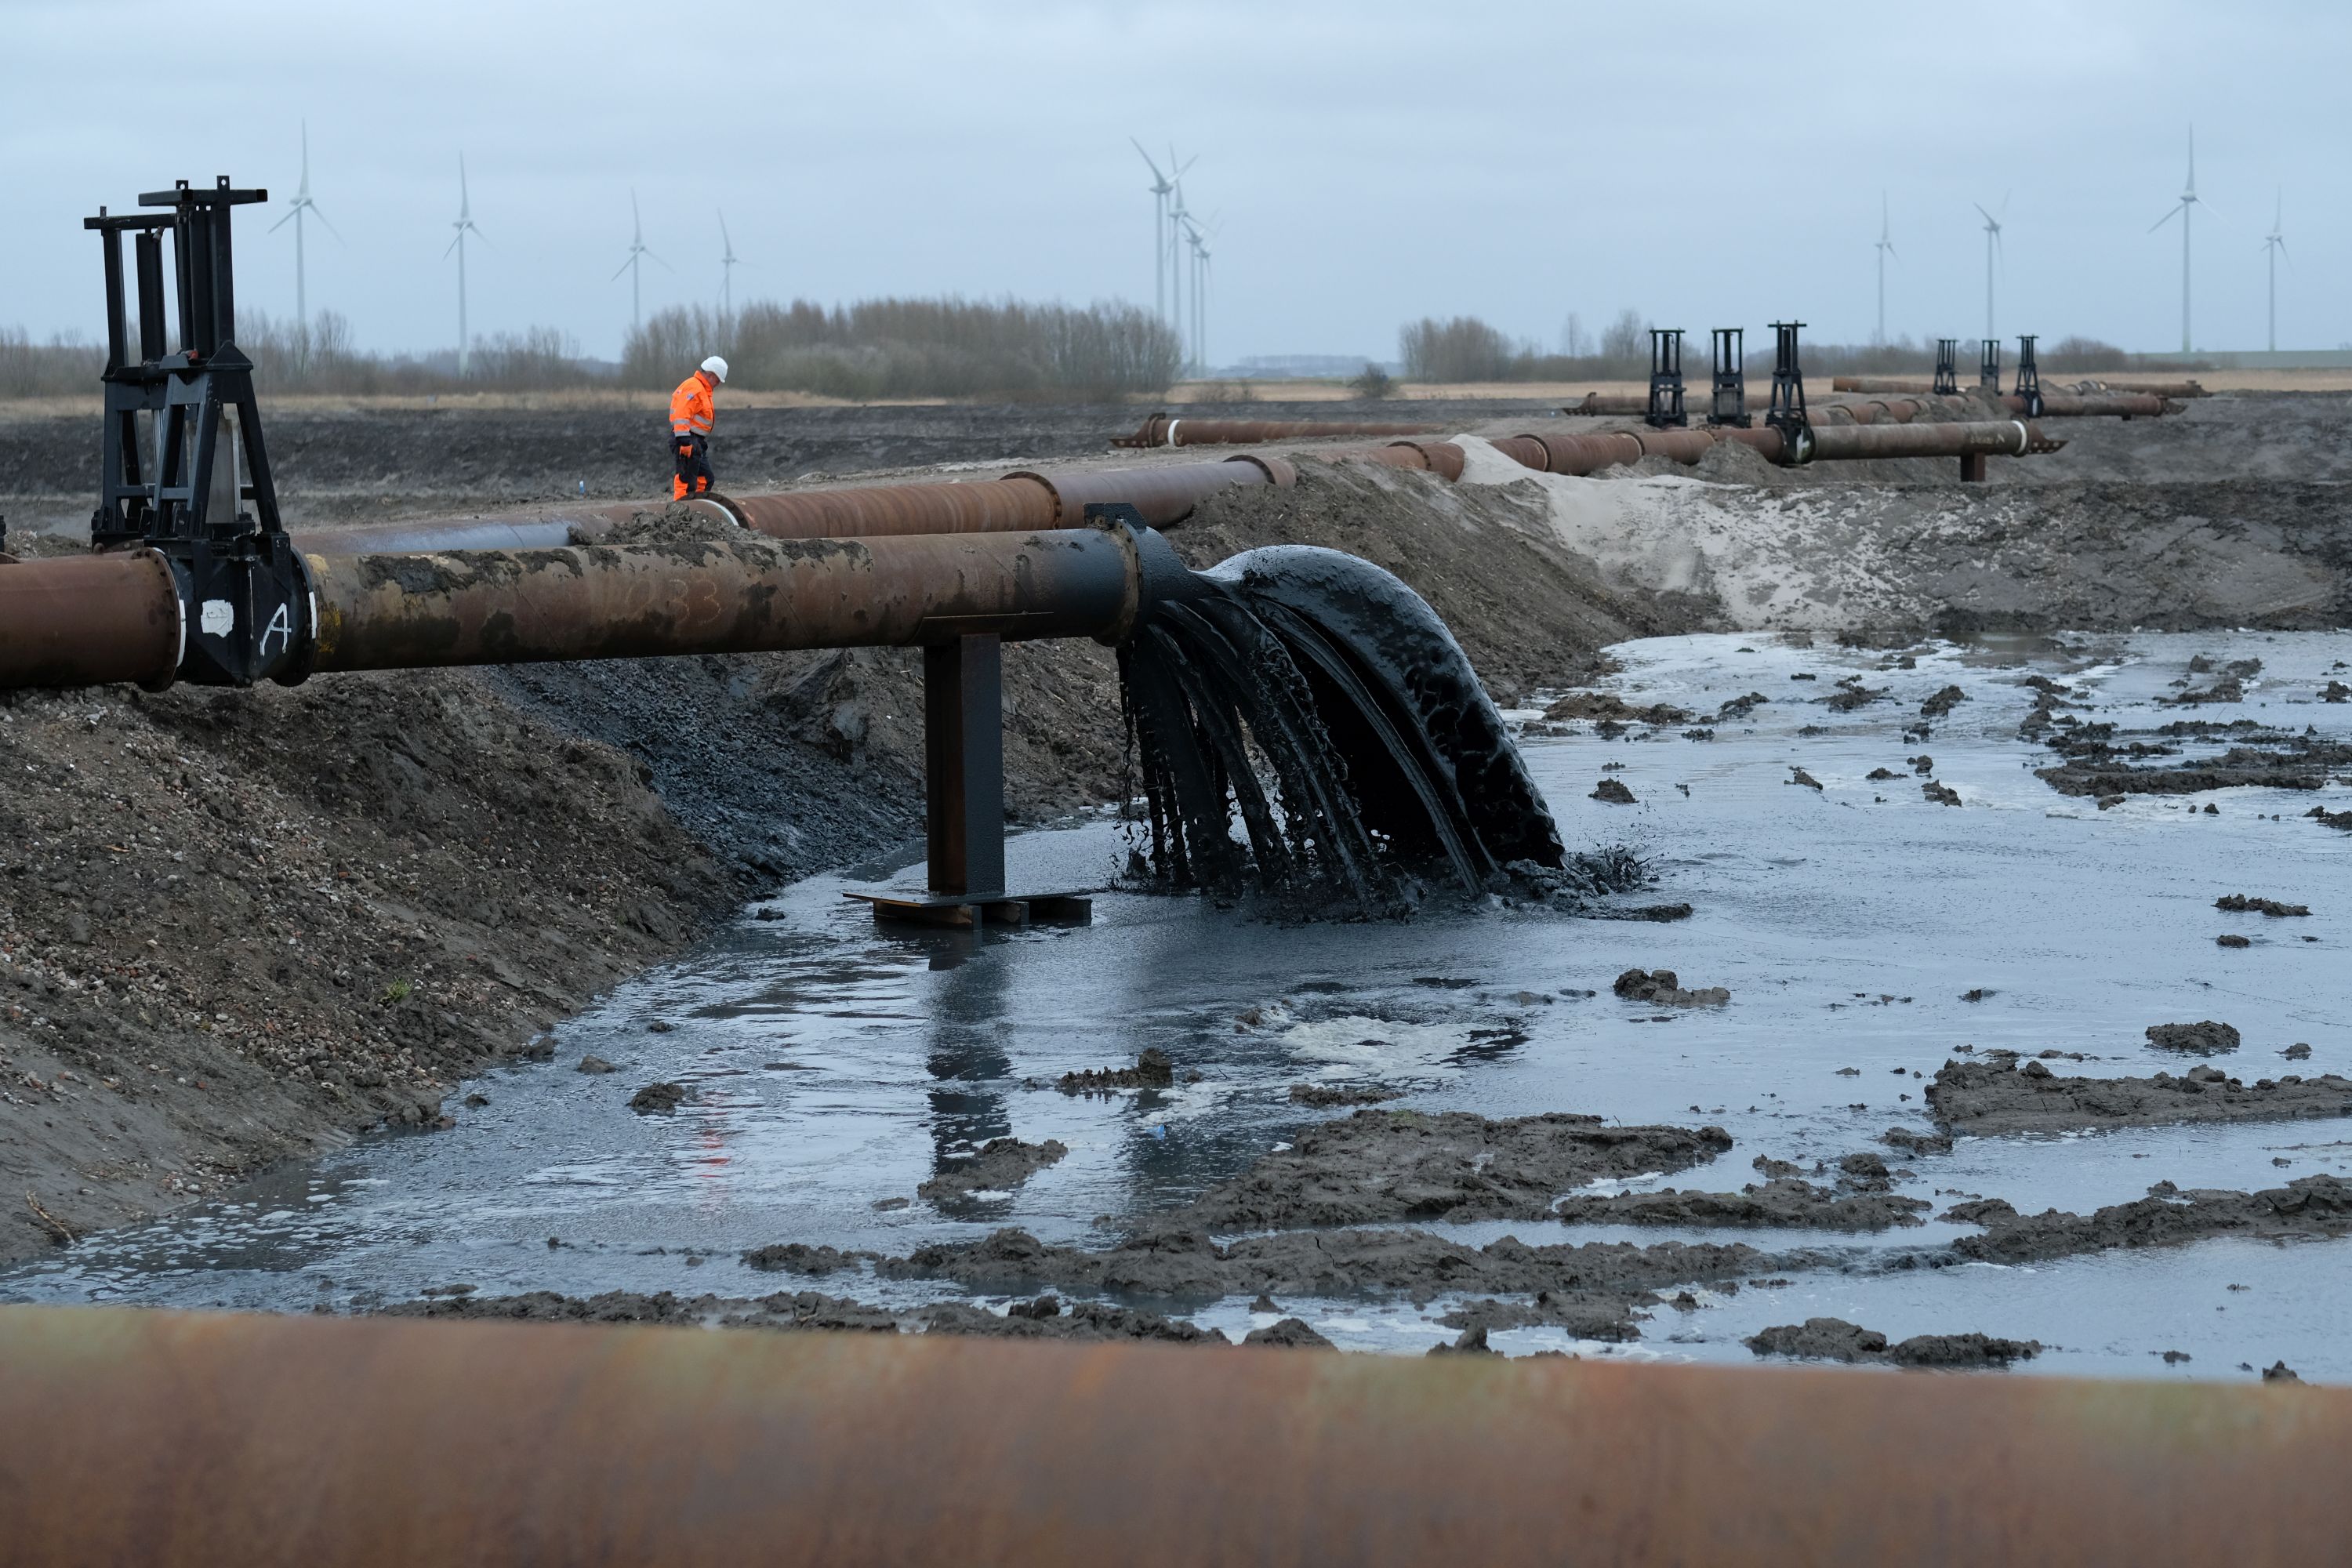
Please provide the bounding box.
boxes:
[1805,419,2062,461]
[0,549,182,690]
[3,1305,2350,1568]
[1112,412,1443,448]
[2006,391,2172,418]
[302,528,1152,674]
[1559,393,1650,416]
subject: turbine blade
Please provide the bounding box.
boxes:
[1973,202,1995,225]
[1998,189,2011,219]
[647,249,673,271]
[1130,136,1167,183]
[612,257,633,281]
[268,209,297,233]
[312,206,346,245]
[444,233,463,260]
[2148,204,2182,233]
[1885,241,1898,261]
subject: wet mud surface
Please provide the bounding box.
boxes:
[1745,1316,2041,1367]
[1928,1053,2352,1135]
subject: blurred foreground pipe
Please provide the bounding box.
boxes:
[2,1305,2349,1568]
[1559,392,1650,416]
[1112,412,1442,448]
[2005,391,2170,418]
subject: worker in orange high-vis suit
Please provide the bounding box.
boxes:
[670,355,728,500]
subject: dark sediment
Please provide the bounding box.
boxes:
[1552,1177,1929,1232]
[2216,895,2311,917]
[1927,1054,2352,1134]
[1612,968,1730,1007]
[1057,1048,1175,1094]
[2146,1021,2242,1054]
[627,1081,689,1115]
[1949,1174,2352,1265]
[1745,1316,2040,1367]
[1242,1316,1338,1349]
[1289,1083,1405,1108]
[1172,1108,1734,1229]
[915,1138,1069,1204]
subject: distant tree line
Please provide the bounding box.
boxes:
[1399,312,2147,383]
[622,297,1183,400]
[0,314,601,399]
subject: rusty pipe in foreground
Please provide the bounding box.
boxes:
[1112,412,1443,448]
[0,548,183,690]
[1805,419,2062,460]
[0,528,1179,691]
[2,1306,2350,1568]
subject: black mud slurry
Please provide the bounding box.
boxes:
[1120,545,1576,913]
[1926,1054,2352,1136]
[1949,1175,2352,1265]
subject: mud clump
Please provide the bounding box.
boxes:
[1922,781,1962,807]
[383,1288,899,1334]
[1175,1107,1734,1230]
[1746,1317,2040,1368]
[1882,1126,1955,1156]
[1544,691,1693,727]
[1789,768,1824,791]
[1243,1317,1338,1349]
[1919,685,1968,720]
[1289,1083,1404,1109]
[2037,723,2352,798]
[628,1081,690,1115]
[2147,1021,2241,1055]
[1589,778,1638,804]
[1057,1047,1177,1094]
[920,1299,1225,1345]
[2218,894,2312,917]
[877,1224,1769,1316]
[575,1055,618,1075]
[1613,968,1730,1007]
[1927,1053,2352,1135]
[2216,935,2251,949]
[1552,1171,1929,1232]
[1948,1174,2352,1265]
[2312,807,2352,833]
[741,1242,867,1276]
[1824,681,1889,713]
[916,1137,1069,1204]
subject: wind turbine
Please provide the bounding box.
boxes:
[1182,216,1214,376]
[268,121,342,359]
[1972,194,2007,341]
[1873,191,1896,345]
[2263,187,2288,354]
[1131,140,1177,326]
[612,189,670,335]
[444,154,486,377]
[718,210,739,320]
[2149,127,2206,353]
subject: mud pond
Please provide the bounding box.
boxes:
[9,630,2350,1378]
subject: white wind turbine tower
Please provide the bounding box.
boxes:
[1972,194,2007,341]
[269,121,342,362]
[2148,127,2206,353]
[444,154,487,378]
[2263,187,2288,354]
[612,189,670,335]
[719,210,740,320]
[1131,140,1193,328]
[1182,216,1214,376]
[1873,191,1896,344]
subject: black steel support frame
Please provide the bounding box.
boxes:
[82,177,312,688]
[1707,329,1748,427]
[1979,339,2002,394]
[1646,329,1688,428]
[2013,335,2043,418]
[1934,339,1960,397]
[1766,321,1810,459]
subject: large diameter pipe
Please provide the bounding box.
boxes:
[1112,413,1442,448]
[1806,419,2061,461]
[1559,393,1650,416]
[5,1305,2351,1567]
[2005,391,2170,418]
[304,529,1148,674]
[0,550,181,690]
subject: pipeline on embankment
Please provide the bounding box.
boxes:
[1,1305,2347,1568]
[1111,412,1444,448]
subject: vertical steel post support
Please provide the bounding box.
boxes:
[1765,322,1809,459]
[1933,338,1960,397]
[1959,451,1988,484]
[1708,328,1748,426]
[1978,339,2002,394]
[2013,335,2042,418]
[1646,328,1687,428]
[924,633,1005,898]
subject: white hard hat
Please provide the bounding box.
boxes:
[701,355,729,383]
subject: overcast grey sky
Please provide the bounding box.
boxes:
[5,0,2345,365]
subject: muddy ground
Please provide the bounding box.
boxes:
[2,390,2347,1272]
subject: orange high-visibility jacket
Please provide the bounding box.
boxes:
[670,372,716,440]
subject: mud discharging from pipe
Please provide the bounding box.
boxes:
[1120,545,1582,915]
